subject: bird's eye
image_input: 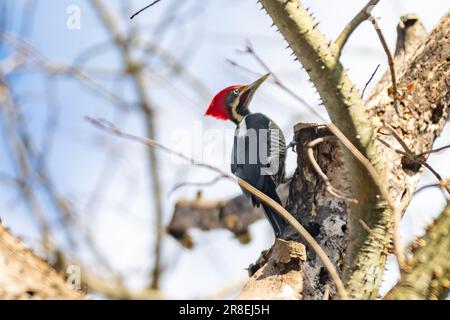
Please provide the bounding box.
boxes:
[233,88,240,95]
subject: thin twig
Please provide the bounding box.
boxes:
[243,42,310,109]
[130,0,162,19]
[418,143,450,157]
[377,137,443,182]
[226,59,261,77]
[168,175,228,196]
[369,15,399,114]
[414,180,450,196]
[379,125,444,183]
[361,64,380,99]
[86,116,349,300]
[336,0,380,54]
[1,31,131,110]
[307,138,358,203]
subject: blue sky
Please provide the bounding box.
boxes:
[1,0,449,298]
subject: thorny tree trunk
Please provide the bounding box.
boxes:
[237,3,449,299]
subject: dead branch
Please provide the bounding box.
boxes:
[168,185,289,247]
[369,15,400,115]
[335,0,380,54]
[307,137,358,203]
[377,127,444,184]
[361,64,380,99]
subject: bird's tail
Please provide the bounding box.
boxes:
[261,187,286,238]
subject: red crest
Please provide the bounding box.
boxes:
[204,85,243,121]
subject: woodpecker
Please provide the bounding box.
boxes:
[204,74,287,238]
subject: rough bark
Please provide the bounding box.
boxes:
[236,239,306,300]
[237,124,350,300]
[284,125,350,299]
[385,202,450,300]
[0,224,83,299]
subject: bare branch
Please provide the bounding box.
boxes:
[307,137,358,203]
[168,175,228,195]
[336,0,380,54]
[130,0,162,20]
[369,15,400,114]
[415,180,450,196]
[361,64,380,99]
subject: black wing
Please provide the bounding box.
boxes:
[231,113,286,204]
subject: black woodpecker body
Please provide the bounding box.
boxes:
[205,74,287,238]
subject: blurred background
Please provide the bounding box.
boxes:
[0,0,448,299]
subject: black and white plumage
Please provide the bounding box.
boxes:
[231,113,287,237]
[205,73,287,238]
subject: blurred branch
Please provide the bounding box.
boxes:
[168,185,289,248]
[81,271,161,299]
[90,0,165,290]
[0,73,123,292]
[135,37,211,100]
[169,176,227,195]
[1,32,131,110]
[0,76,52,252]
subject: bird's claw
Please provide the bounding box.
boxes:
[287,140,297,152]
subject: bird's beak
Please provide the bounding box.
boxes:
[237,73,270,109]
[240,73,270,96]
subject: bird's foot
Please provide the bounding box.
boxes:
[287,140,297,152]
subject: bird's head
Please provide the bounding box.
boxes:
[204,73,269,124]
